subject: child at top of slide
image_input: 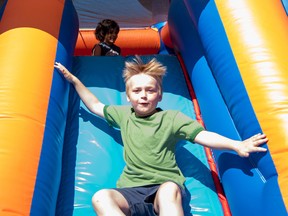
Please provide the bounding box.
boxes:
[92,19,121,56]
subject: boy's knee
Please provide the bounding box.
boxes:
[92,189,111,208]
[92,189,129,215]
[154,182,184,215]
[161,181,181,192]
[158,181,182,200]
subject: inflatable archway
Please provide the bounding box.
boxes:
[0,0,287,215]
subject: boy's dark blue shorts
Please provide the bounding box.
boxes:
[114,183,191,216]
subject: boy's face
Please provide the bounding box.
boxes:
[126,74,162,117]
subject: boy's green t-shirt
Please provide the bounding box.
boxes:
[104,105,204,188]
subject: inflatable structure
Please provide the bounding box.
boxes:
[0,0,287,215]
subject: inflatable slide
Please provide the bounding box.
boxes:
[0,0,287,215]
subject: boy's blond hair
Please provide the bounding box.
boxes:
[123,56,167,95]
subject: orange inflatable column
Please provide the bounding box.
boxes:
[0,0,64,215]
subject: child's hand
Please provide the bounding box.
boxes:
[237,133,268,157]
[54,62,74,83]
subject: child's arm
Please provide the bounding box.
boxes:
[92,44,101,56]
[194,130,268,157]
[54,62,105,118]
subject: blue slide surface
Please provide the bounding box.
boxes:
[69,55,224,216]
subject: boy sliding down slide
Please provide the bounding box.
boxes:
[55,56,267,216]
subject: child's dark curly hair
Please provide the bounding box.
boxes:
[95,19,120,42]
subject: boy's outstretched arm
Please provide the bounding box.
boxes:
[194,131,268,157]
[54,62,105,118]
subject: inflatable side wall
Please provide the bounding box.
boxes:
[168,0,288,215]
[0,0,78,215]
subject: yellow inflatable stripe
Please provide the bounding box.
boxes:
[215,0,288,208]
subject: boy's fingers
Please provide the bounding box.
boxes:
[252,147,267,152]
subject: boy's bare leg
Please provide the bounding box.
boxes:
[154,181,184,216]
[92,189,130,216]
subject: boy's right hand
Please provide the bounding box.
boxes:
[54,62,75,83]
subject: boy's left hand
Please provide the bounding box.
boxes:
[237,133,268,157]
